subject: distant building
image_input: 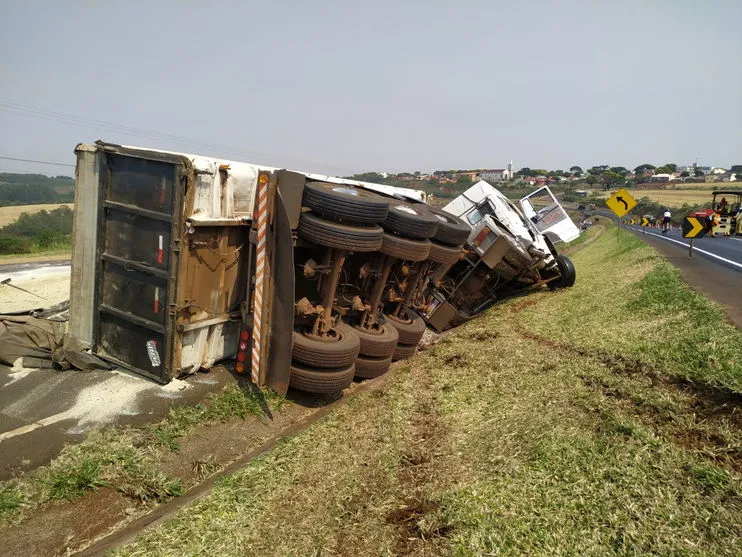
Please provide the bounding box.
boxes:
[480,161,515,182]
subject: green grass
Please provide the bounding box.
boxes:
[0,484,23,519]
[113,227,741,556]
[0,384,284,524]
[44,459,110,501]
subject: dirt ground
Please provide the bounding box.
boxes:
[0,264,70,313]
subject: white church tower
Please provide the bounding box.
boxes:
[506,160,514,180]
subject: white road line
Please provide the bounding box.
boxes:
[634,228,742,270]
[0,411,71,442]
[729,237,742,243]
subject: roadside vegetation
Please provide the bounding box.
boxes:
[0,205,73,255]
[110,225,740,556]
[0,173,74,206]
[0,385,284,524]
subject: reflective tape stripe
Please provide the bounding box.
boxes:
[251,174,270,385]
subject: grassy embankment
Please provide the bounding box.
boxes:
[108,226,741,556]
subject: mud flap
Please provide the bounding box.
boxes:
[264,192,294,394]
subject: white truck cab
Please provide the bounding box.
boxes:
[443,181,579,268]
[423,180,579,331]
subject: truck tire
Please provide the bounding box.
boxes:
[428,241,463,265]
[292,322,360,368]
[424,207,471,246]
[385,309,427,345]
[352,318,399,358]
[289,362,355,393]
[380,233,431,262]
[354,354,393,379]
[392,342,417,361]
[549,255,576,289]
[302,182,389,225]
[298,212,383,252]
[383,202,439,240]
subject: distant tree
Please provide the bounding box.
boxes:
[729,164,742,174]
[634,164,655,174]
[602,171,624,186]
[569,166,583,174]
[609,167,628,175]
[680,171,690,177]
[346,172,386,183]
[654,163,678,175]
[455,174,472,187]
[694,169,705,177]
[585,174,598,185]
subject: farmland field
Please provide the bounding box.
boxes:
[0,203,74,227]
[599,183,742,208]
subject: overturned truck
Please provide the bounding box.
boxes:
[68,142,579,394]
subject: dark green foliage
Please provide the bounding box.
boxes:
[0,235,32,254]
[0,205,73,253]
[0,173,74,206]
[3,206,73,237]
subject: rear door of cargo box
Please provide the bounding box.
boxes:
[93,152,184,383]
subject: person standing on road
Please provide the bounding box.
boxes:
[662,209,671,233]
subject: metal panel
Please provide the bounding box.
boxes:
[265,192,294,394]
[93,153,183,383]
[68,146,102,348]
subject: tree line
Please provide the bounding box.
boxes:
[0,205,73,254]
[0,173,74,206]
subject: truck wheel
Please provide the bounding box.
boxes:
[355,354,393,379]
[424,207,471,246]
[549,255,576,289]
[352,318,399,358]
[292,322,360,368]
[392,342,417,361]
[298,212,383,252]
[302,182,389,225]
[289,362,355,393]
[380,233,431,262]
[385,309,427,345]
[383,202,439,240]
[428,241,463,265]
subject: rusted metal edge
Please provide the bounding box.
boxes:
[179,313,239,333]
[73,375,392,557]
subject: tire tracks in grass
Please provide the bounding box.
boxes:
[386,359,454,555]
[509,320,741,474]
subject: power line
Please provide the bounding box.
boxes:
[0,100,359,175]
[0,155,75,168]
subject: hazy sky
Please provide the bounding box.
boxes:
[1,0,740,177]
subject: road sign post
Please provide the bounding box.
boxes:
[641,216,649,235]
[682,216,707,258]
[605,188,638,219]
[605,188,637,244]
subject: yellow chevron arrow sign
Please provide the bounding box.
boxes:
[682,216,706,239]
[641,217,649,226]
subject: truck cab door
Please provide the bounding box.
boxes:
[519,186,580,243]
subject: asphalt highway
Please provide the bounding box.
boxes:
[626,225,742,273]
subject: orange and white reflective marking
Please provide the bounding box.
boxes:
[251,172,270,385]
